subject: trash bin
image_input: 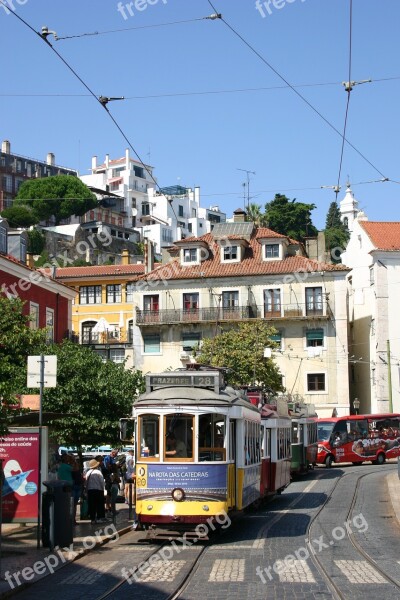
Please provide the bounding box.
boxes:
[42,480,74,549]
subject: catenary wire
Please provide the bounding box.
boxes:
[3,7,162,194]
[1,76,400,99]
[336,0,353,196]
[56,16,212,40]
[206,0,387,180]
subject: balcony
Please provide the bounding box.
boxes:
[68,330,133,345]
[136,303,328,326]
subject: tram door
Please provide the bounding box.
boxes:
[228,420,236,508]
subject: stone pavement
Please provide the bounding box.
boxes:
[0,502,135,599]
[0,467,399,599]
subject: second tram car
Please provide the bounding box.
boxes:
[260,405,291,496]
[290,408,318,476]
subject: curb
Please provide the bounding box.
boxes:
[387,471,400,526]
[0,522,134,599]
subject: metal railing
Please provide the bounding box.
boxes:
[136,303,327,325]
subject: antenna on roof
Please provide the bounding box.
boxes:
[237,168,256,212]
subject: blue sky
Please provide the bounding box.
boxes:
[1,0,399,229]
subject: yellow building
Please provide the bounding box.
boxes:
[55,250,144,366]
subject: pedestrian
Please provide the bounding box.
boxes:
[110,470,121,519]
[71,458,83,525]
[124,449,136,505]
[103,449,119,516]
[84,458,107,524]
[57,453,73,484]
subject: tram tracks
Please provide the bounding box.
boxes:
[307,464,400,599]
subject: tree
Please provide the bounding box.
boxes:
[15,175,97,225]
[246,203,268,227]
[0,297,46,434]
[196,321,284,391]
[42,340,145,450]
[27,228,46,255]
[324,201,349,263]
[1,204,38,227]
[264,194,318,242]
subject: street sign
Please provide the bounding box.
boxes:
[27,355,57,388]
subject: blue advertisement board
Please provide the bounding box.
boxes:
[145,464,227,490]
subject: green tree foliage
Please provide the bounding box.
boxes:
[0,297,46,434]
[1,204,38,227]
[27,229,46,255]
[264,194,318,242]
[197,321,284,391]
[246,203,268,226]
[42,340,145,447]
[324,201,349,263]
[15,175,97,225]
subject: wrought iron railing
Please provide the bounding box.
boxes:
[136,303,326,325]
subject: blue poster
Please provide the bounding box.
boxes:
[146,464,227,490]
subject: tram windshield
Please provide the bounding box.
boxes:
[165,414,193,460]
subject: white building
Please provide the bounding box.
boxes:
[339,184,359,232]
[132,220,350,417]
[80,150,226,255]
[342,214,400,414]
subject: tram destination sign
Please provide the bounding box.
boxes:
[147,372,220,393]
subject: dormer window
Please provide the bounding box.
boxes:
[183,248,197,263]
[265,243,280,259]
[223,245,238,261]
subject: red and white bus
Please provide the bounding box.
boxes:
[317,413,400,467]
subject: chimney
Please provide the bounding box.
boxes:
[233,208,247,223]
[121,248,130,265]
[92,155,97,171]
[144,238,155,274]
[125,148,130,169]
[105,154,109,169]
[26,252,35,269]
[47,152,55,166]
[2,140,10,154]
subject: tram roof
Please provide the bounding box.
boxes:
[133,386,260,412]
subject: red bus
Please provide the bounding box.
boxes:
[317,413,400,468]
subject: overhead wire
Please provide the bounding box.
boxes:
[336,0,353,198]
[1,75,400,99]
[55,16,212,40]
[206,0,387,180]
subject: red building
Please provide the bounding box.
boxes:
[0,253,76,342]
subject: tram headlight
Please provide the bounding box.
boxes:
[147,505,153,510]
[202,505,209,511]
[172,488,185,502]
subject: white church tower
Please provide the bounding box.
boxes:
[339,184,359,232]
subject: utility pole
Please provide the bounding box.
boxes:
[237,168,256,212]
[387,339,393,412]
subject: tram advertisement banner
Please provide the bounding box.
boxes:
[0,430,40,522]
[136,464,227,499]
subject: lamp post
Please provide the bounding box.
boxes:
[353,397,360,415]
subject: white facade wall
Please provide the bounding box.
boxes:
[132,272,350,417]
[342,218,400,414]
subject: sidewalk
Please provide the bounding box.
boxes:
[0,503,135,599]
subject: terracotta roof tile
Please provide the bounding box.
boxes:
[54,264,145,279]
[139,229,348,282]
[360,221,400,251]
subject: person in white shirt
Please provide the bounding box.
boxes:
[85,459,106,524]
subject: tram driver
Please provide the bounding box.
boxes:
[165,433,187,458]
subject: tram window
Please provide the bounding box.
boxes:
[165,414,193,460]
[199,414,226,461]
[244,420,260,465]
[139,415,159,459]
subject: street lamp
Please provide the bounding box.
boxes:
[353,397,360,415]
